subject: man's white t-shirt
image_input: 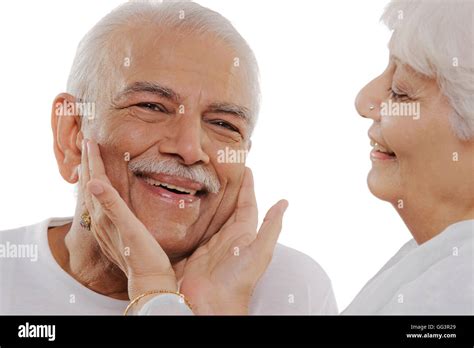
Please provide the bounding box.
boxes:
[0,217,338,315]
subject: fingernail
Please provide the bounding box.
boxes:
[82,138,87,152]
[89,181,104,195]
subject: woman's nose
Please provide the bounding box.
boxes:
[355,82,381,122]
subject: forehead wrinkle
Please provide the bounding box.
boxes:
[113,81,181,104]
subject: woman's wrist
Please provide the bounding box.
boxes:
[127,292,161,314]
[125,289,193,315]
[190,295,250,315]
[128,274,178,300]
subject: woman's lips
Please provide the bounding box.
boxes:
[137,174,202,205]
[370,148,397,161]
[369,138,396,161]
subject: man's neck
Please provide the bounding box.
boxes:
[48,218,130,300]
[48,213,189,301]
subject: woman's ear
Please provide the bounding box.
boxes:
[51,93,84,184]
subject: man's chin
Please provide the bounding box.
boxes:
[130,180,202,229]
[142,219,200,259]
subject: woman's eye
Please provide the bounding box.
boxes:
[209,120,239,132]
[135,102,168,113]
[389,88,409,101]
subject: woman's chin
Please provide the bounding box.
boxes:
[367,169,399,203]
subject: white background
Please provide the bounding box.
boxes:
[0,0,409,311]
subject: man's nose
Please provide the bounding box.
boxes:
[159,114,210,166]
[354,77,384,122]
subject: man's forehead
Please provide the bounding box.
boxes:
[119,24,237,71]
[112,30,250,101]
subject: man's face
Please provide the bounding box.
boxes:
[88,26,252,261]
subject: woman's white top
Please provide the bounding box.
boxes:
[343,220,473,314]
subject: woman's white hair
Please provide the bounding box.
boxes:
[381,0,474,140]
[67,0,260,132]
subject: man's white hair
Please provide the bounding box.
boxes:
[67,0,260,132]
[381,0,474,140]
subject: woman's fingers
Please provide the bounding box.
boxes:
[87,178,167,253]
[87,178,173,278]
[81,139,94,213]
[87,179,141,236]
[235,167,258,230]
[250,199,288,264]
[222,167,258,232]
[86,139,112,185]
[84,139,141,237]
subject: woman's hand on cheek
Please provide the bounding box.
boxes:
[179,167,288,315]
[80,139,178,301]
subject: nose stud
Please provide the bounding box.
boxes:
[369,104,375,111]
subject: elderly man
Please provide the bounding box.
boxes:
[0,1,337,315]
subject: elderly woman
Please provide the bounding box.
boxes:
[344,0,473,314]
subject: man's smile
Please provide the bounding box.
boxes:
[135,172,207,205]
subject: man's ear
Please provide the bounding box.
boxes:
[51,93,84,184]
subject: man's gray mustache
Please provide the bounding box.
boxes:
[128,158,221,194]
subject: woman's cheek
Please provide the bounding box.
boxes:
[381,115,419,159]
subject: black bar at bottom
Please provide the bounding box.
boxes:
[0,315,472,346]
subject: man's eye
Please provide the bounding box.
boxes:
[209,120,239,132]
[135,102,168,113]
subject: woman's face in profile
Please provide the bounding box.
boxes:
[355,57,474,213]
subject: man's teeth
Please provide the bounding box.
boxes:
[370,140,395,155]
[143,177,197,195]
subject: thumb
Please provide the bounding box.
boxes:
[250,199,288,264]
